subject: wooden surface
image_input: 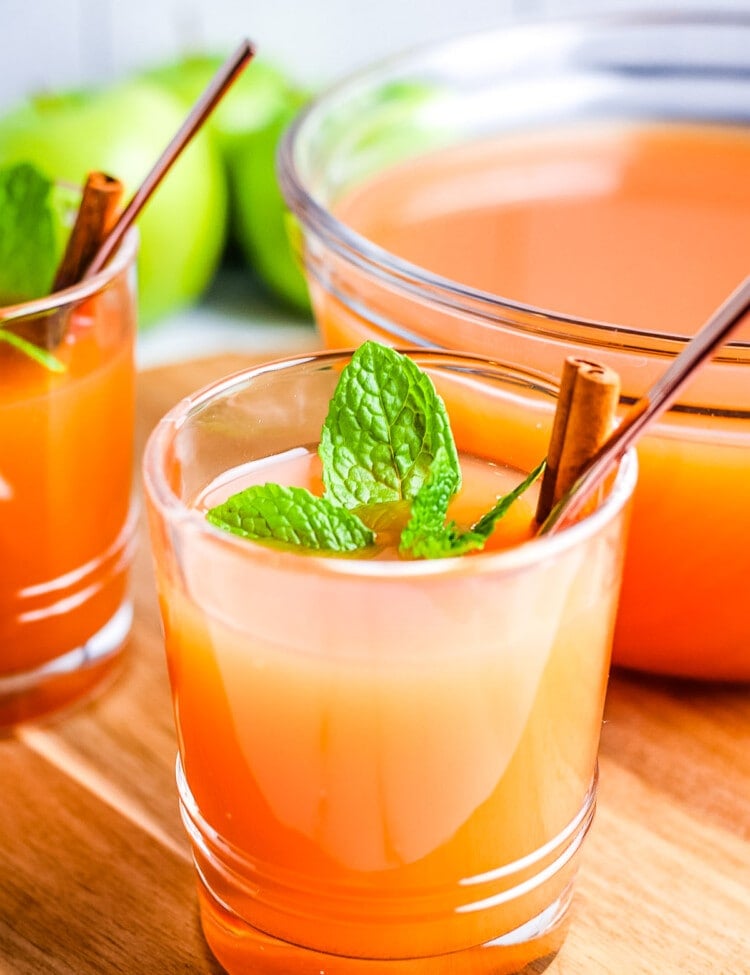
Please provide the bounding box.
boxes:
[1,353,749,975]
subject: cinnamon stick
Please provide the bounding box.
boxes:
[15,171,127,351]
[52,171,124,292]
[535,356,621,524]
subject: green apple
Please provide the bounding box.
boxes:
[143,54,294,166]
[143,53,311,314]
[0,80,227,325]
[229,100,311,313]
[228,81,443,316]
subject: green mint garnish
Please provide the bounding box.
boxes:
[398,445,480,557]
[400,457,546,559]
[319,341,460,508]
[0,162,73,373]
[0,163,63,303]
[206,483,374,552]
[206,342,542,558]
[0,328,65,373]
[470,458,546,536]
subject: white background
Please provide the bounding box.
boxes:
[5,0,750,110]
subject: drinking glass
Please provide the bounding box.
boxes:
[143,348,636,975]
[0,229,138,728]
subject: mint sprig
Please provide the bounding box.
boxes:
[320,341,460,508]
[0,163,62,303]
[206,483,374,552]
[400,457,546,559]
[0,328,66,373]
[206,342,542,558]
[0,162,71,374]
[398,445,481,558]
[470,458,546,537]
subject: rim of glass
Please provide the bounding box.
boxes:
[0,227,138,325]
[143,347,638,580]
[278,9,750,363]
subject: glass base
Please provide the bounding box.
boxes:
[178,757,595,975]
[197,880,568,975]
[0,599,132,730]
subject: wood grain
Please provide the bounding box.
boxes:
[1,352,748,975]
[0,742,223,975]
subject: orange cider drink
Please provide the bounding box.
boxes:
[144,349,636,975]
[0,230,137,727]
[284,119,750,681]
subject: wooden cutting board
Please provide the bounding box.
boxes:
[1,353,748,975]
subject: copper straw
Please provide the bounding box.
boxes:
[84,39,255,280]
[539,274,750,535]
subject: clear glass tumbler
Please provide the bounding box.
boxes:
[143,348,636,975]
[0,229,138,728]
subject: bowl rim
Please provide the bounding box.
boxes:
[278,9,750,363]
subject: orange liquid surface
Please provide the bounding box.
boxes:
[318,122,750,679]
[0,296,135,696]
[198,448,538,557]
[155,450,623,964]
[336,122,750,337]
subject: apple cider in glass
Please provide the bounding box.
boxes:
[144,347,636,975]
[0,230,137,728]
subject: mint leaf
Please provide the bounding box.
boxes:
[206,483,374,553]
[402,523,486,560]
[400,457,545,560]
[320,342,460,508]
[0,329,65,373]
[204,343,545,562]
[399,446,476,557]
[470,459,546,538]
[0,163,62,303]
